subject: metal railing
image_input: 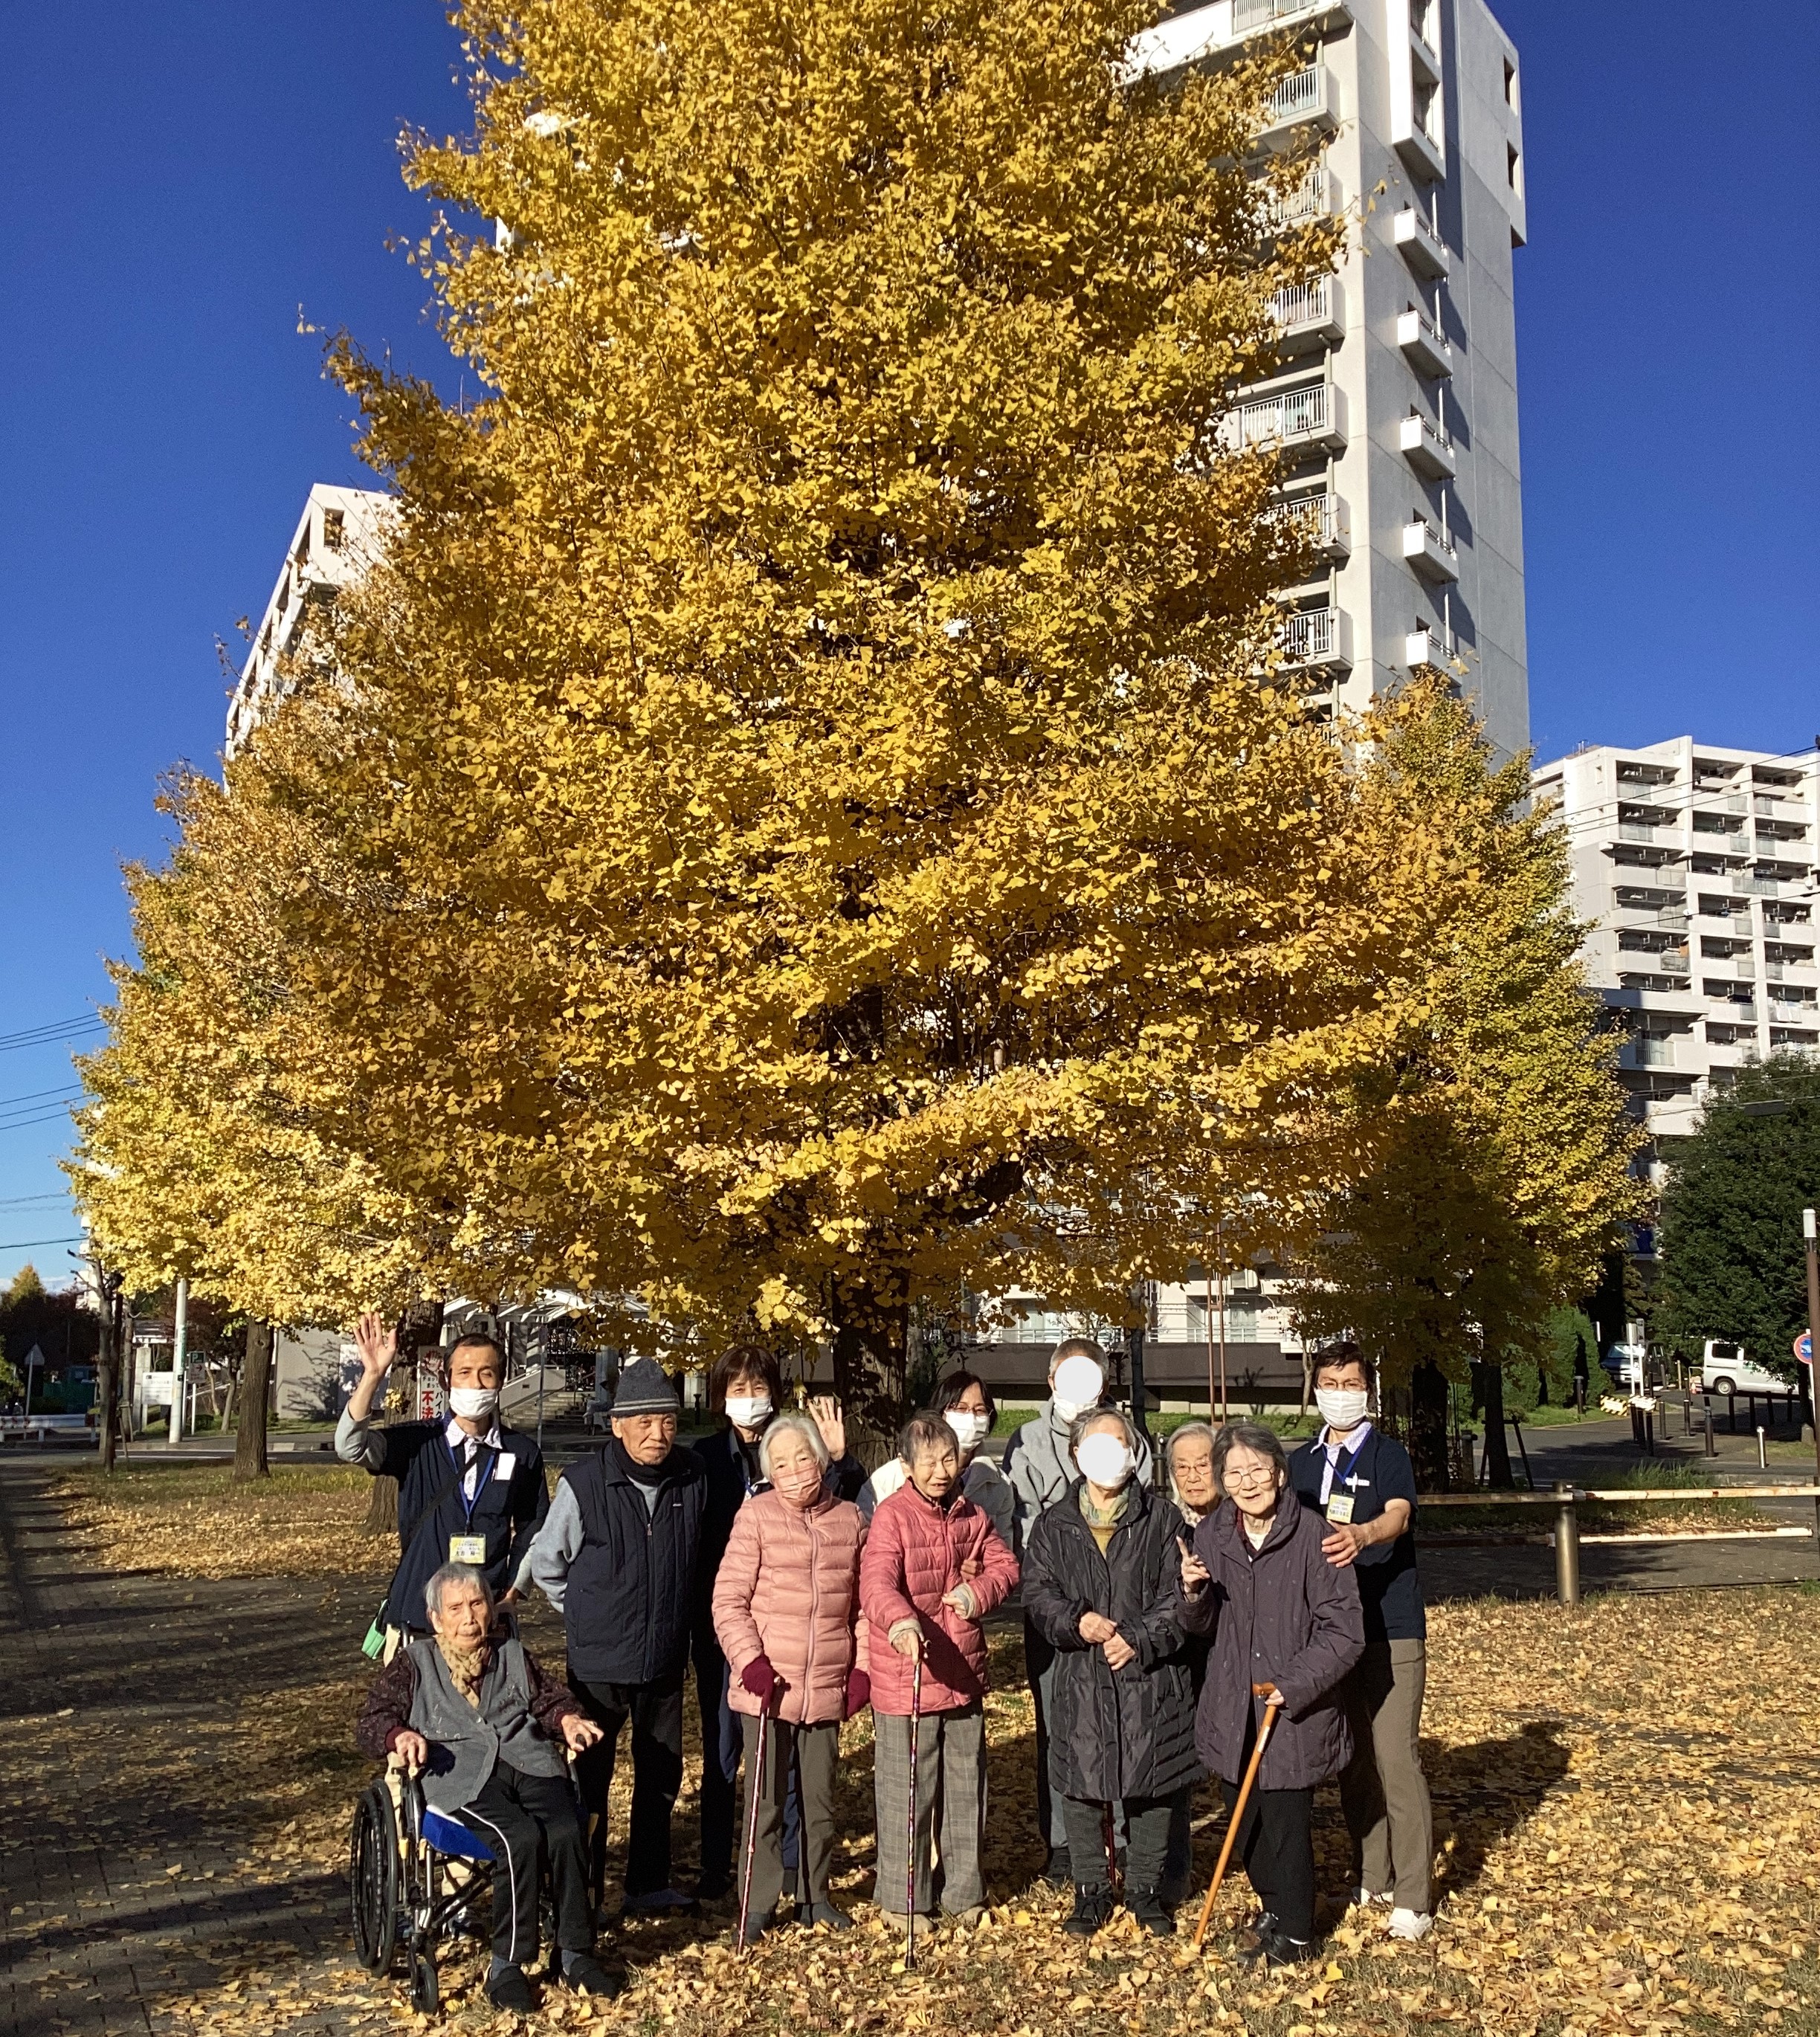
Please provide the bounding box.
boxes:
[1404,514,1456,559]
[1404,407,1453,453]
[1629,1038,1676,1068]
[1278,607,1342,663]
[1268,491,1346,551]
[1399,303,1448,350]
[1223,381,1338,450]
[1619,822,1661,843]
[1266,65,1326,123]
[1236,0,1333,29]
[1262,164,1336,230]
[1271,277,1336,330]
[1735,874,1784,897]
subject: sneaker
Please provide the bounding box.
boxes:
[625,1887,700,1917]
[1126,1886,1174,1938]
[1063,1885,1115,1937]
[560,1952,623,1998]
[1388,1908,1433,1941]
[485,1963,536,2012]
[1041,1844,1073,1886]
[800,1900,855,1931]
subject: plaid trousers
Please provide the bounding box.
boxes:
[872,1700,986,1916]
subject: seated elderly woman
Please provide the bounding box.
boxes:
[357,1563,617,2012]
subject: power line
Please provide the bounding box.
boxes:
[0,1016,106,1054]
[0,1193,68,1208]
[0,1107,81,1134]
[0,1235,84,1250]
[0,1085,82,1111]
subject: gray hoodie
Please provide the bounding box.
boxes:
[1002,1399,1155,1554]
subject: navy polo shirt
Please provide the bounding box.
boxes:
[1288,1425,1425,1644]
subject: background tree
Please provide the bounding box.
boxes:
[1,1264,100,1394]
[1656,1053,1820,1381]
[1287,700,1645,1485]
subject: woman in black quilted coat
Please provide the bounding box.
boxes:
[1022,1407,1199,1939]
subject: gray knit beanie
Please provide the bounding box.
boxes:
[612,1356,680,1418]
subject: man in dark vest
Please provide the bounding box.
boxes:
[338,1311,550,1652]
[526,1355,706,1915]
[358,1563,618,2012]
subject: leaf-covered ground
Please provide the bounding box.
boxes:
[16,1470,1819,2036]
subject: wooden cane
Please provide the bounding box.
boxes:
[736,1702,769,1957]
[904,1652,923,1971]
[1191,1685,1281,1953]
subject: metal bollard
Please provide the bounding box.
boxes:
[1705,1398,1716,1457]
[1758,1427,1767,1470]
[1555,1482,1581,1607]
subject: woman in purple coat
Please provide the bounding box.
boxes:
[1178,1421,1364,1969]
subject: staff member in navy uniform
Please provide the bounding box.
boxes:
[1288,1345,1433,1943]
[527,1356,707,1917]
[338,1311,549,1653]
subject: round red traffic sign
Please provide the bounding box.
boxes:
[1797,1331,1815,1366]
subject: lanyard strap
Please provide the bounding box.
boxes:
[1318,1425,1369,1505]
[450,1437,497,1523]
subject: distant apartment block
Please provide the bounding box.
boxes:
[225,484,393,756]
[1133,0,1532,758]
[1535,740,1820,1136]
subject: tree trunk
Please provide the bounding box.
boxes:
[1479,1360,1514,1489]
[1409,1360,1450,1493]
[829,1276,909,1472]
[95,1279,120,1473]
[234,1320,274,1482]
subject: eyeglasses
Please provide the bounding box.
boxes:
[1224,1467,1279,1489]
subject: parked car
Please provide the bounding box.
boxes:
[1701,1340,1784,1396]
[1599,1343,1650,1393]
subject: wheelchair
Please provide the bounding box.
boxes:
[349,1766,495,2015]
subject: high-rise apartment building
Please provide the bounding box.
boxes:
[225,483,392,756]
[1135,0,1531,758]
[1535,740,1820,1137]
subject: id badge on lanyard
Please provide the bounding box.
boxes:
[1323,1436,1364,1524]
[448,1442,494,1567]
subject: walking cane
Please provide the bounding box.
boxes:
[903,1651,923,1971]
[1191,1684,1281,1954]
[737,1699,770,1957]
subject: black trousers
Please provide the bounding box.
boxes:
[454,1763,592,1968]
[1060,1789,1186,1894]
[1218,1778,1316,1943]
[570,1668,686,1902]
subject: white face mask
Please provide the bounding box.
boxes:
[1316,1387,1369,1433]
[1051,1355,1105,1425]
[724,1395,772,1430]
[1076,1431,1134,1489]
[448,1386,500,1421]
[945,1410,990,1451]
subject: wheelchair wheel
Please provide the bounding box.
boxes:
[409,1947,439,2015]
[349,1781,401,1974]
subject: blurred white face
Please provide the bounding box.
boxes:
[769,1427,823,1508]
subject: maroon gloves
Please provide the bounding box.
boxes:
[844,1668,871,1720]
[740,1656,778,1703]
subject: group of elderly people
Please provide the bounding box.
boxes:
[344,1317,1430,2012]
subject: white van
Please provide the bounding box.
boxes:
[1702,1340,1784,1395]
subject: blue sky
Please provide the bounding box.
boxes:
[1,0,1814,1291]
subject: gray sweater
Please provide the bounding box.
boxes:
[1003,1399,1155,1553]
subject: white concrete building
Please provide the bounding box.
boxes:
[1535,740,1820,1136]
[225,483,393,755]
[1138,0,1531,757]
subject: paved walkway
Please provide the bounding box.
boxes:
[0,1460,373,2037]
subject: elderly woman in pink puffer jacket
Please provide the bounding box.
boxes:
[712,1411,869,1943]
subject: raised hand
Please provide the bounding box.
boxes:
[807,1395,847,1462]
[353,1311,397,1383]
[1177,1534,1210,1593]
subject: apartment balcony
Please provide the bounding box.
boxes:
[1623,1037,1679,1071]
[1233,0,1356,34]
[1393,205,1449,279]
[1222,381,1348,456]
[1259,65,1338,149]
[1735,872,1789,897]
[1765,958,1818,984]
[1398,409,1455,480]
[1396,305,1453,378]
[1277,605,1353,675]
[1269,490,1351,564]
[1401,514,1459,583]
[1262,164,1343,235]
[1395,108,1447,183]
[1271,277,1344,351]
[1404,624,1454,675]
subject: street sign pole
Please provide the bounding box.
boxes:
[1801,1210,1820,1555]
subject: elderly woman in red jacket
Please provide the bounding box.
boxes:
[712,1413,869,1943]
[1178,1421,1364,1969]
[860,1410,1020,1933]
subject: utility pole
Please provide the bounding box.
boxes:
[1804,1208,1819,1555]
[170,1277,188,1444]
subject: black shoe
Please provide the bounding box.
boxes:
[800,1901,855,1931]
[561,1952,623,1999]
[1126,1886,1174,1937]
[1232,1913,1280,1967]
[738,1910,775,1949]
[1245,1929,1317,1969]
[695,1870,734,1904]
[1042,1844,1073,1886]
[486,1964,536,2012]
[1063,1885,1115,1937]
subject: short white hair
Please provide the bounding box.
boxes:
[1164,1421,1217,1502]
[759,1411,830,1480]
[425,1562,493,1620]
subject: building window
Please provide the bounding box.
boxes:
[1507,143,1523,195]
[1503,57,1517,109]
[323,508,345,551]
